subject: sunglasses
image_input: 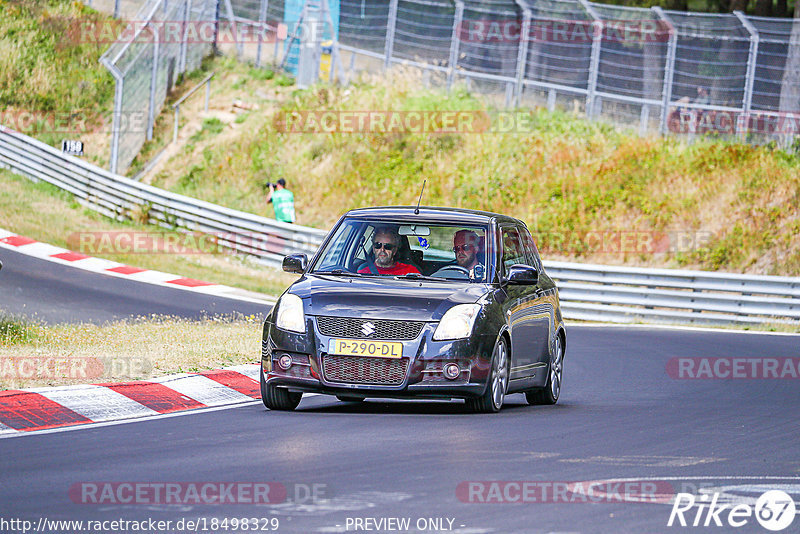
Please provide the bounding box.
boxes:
[373,242,397,251]
[453,244,475,253]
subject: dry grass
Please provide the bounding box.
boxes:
[0,314,262,390]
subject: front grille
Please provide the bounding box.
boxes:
[322,355,409,385]
[316,316,424,340]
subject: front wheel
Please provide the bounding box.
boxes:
[467,337,509,413]
[526,334,563,406]
[260,367,302,411]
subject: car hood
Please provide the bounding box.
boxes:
[289,274,489,321]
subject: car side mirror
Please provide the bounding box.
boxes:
[506,264,539,285]
[282,253,308,274]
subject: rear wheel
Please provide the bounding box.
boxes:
[526,334,563,406]
[467,337,509,413]
[260,367,302,411]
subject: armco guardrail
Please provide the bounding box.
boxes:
[545,261,800,325]
[0,126,326,265]
[2,126,799,327]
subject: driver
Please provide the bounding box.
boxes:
[453,229,484,280]
[358,225,421,276]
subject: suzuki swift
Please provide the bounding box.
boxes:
[261,206,565,413]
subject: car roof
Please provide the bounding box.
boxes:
[344,206,524,226]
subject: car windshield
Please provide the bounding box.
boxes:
[311,218,489,282]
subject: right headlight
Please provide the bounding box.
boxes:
[275,294,305,333]
[433,304,482,341]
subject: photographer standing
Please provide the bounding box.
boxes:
[266,178,295,223]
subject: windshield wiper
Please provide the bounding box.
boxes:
[394,272,446,281]
[315,269,363,277]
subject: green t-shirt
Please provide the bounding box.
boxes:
[271,188,295,223]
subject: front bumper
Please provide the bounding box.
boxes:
[262,317,495,400]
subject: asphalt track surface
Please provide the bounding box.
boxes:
[2,326,799,533]
[0,247,270,323]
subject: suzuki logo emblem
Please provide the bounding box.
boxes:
[361,322,375,337]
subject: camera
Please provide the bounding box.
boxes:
[264,182,277,189]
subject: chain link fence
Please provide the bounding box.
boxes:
[97,0,217,174]
[224,0,800,147]
[90,0,800,173]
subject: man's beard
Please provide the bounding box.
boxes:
[375,254,394,268]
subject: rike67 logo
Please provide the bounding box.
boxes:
[669,489,797,531]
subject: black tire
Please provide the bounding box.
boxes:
[336,395,365,403]
[466,337,509,413]
[526,333,563,406]
[260,367,302,411]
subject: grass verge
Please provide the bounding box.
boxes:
[0,313,261,390]
[0,0,116,168]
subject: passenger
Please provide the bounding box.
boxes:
[358,226,420,275]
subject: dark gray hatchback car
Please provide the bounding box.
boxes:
[261,206,565,412]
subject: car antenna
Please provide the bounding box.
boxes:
[414,180,426,215]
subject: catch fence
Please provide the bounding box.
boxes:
[86,0,800,173]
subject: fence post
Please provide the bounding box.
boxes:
[654,7,677,135]
[579,0,602,119]
[223,0,242,59]
[513,1,532,107]
[384,0,399,70]
[101,58,124,174]
[447,1,465,90]
[735,10,759,139]
[114,0,120,18]
[256,0,269,68]
[179,0,191,77]
[147,25,160,141]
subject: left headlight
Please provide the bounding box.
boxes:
[433,303,482,341]
[275,293,305,333]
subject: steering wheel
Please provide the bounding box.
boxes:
[432,265,471,279]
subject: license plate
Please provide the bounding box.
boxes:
[328,339,403,359]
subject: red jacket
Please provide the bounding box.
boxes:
[358,262,420,275]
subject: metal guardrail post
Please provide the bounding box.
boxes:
[579,0,603,120]
[654,7,677,135]
[735,10,759,139]
[446,1,465,91]
[513,1,532,107]
[256,0,269,67]
[383,0,399,70]
[147,24,160,141]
